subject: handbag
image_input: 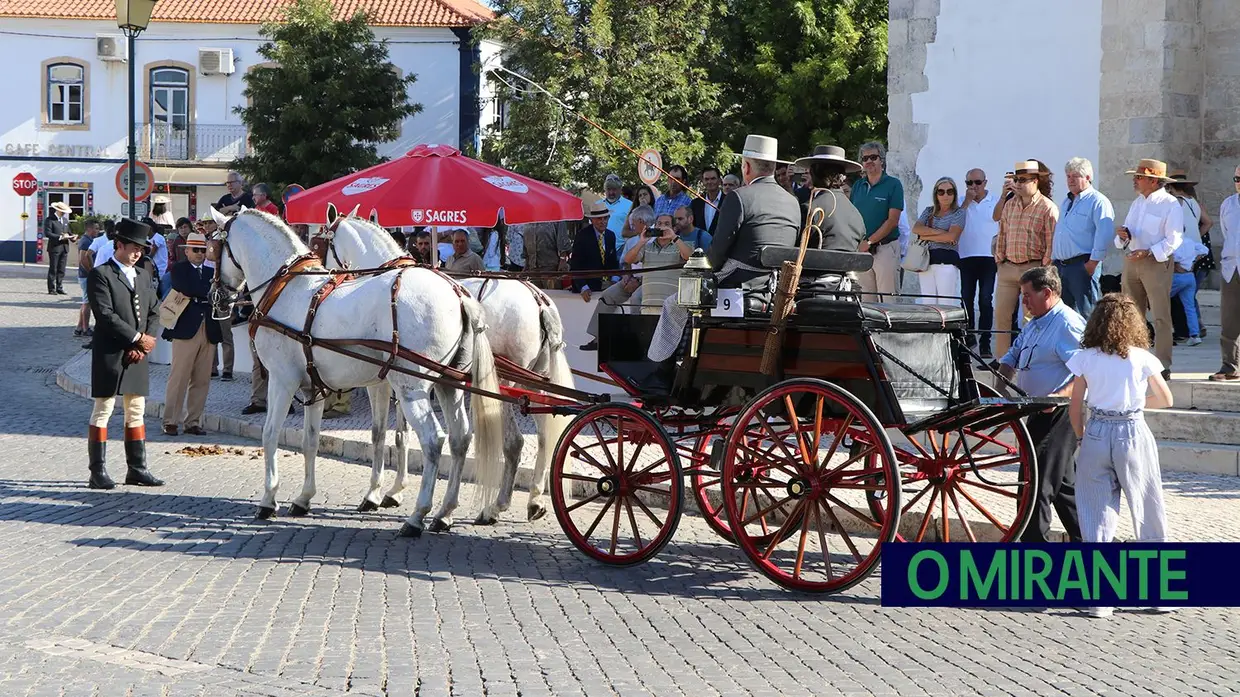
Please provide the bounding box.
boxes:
[901,236,930,272]
[158,289,190,329]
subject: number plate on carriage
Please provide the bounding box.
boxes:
[710,289,744,317]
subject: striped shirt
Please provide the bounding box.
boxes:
[997,192,1058,264]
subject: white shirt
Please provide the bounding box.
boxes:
[89,233,115,267]
[1177,197,1203,246]
[1220,194,1240,282]
[1116,187,1183,262]
[957,190,1000,259]
[701,190,722,231]
[110,257,137,289]
[1172,236,1207,269]
[1066,347,1164,412]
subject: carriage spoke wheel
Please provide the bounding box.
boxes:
[722,379,900,594]
[550,404,682,566]
[869,385,1037,543]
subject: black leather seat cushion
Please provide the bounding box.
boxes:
[793,296,967,330]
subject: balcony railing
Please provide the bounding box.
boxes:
[135,123,249,163]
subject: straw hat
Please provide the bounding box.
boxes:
[1125,158,1174,181]
[1012,160,1043,177]
[50,201,73,214]
[582,192,610,218]
[179,232,209,249]
[151,194,171,204]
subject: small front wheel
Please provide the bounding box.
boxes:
[550,404,683,566]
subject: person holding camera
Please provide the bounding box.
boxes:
[580,205,661,351]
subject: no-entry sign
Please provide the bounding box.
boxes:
[12,172,37,197]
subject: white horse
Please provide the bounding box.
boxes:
[207,207,505,537]
[318,213,574,521]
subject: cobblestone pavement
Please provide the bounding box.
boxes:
[2,274,1239,696]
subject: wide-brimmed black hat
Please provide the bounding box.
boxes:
[794,145,863,174]
[114,218,153,249]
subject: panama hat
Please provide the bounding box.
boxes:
[151,194,171,204]
[179,232,209,249]
[50,201,73,214]
[113,218,153,249]
[582,193,610,218]
[794,144,863,174]
[733,134,794,165]
[1012,160,1044,177]
[1125,158,1174,181]
[1168,168,1197,186]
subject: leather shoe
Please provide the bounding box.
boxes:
[57,289,68,295]
[162,425,178,436]
[579,339,598,351]
[125,469,164,486]
[241,403,266,415]
[184,426,206,436]
[88,469,115,490]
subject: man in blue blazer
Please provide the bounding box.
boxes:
[569,200,619,299]
[161,232,222,436]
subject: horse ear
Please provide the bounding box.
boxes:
[346,204,361,220]
[209,205,229,227]
[369,209,379,225]
[326,203,339,224]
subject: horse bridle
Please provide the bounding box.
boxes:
[209,212,317,321]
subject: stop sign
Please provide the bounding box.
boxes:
[12,172,37,197]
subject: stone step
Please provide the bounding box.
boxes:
[1158,441,1240,477]
[1145,408,1240,446]
[1169,380,1240,412]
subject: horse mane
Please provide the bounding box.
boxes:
[345,217,405,257]
[236,208,312,256]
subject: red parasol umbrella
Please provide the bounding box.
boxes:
[284,144,584,229]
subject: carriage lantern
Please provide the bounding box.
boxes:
[677,249,717,312]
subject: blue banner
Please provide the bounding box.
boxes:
[880,543,1240,607]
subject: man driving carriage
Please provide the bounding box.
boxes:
[646,134,800,369]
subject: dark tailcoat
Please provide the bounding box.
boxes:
[568,225,619,292]
[162,260,223,343]
[705,175,801,290]
[691,193,724,235]
[88,259,160,398]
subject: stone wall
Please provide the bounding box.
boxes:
[885,0,937,214]
[1201,0,1240,219]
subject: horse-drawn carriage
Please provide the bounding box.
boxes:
[546,246,1058,593]
[211,208,1055,594]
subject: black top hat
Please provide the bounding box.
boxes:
[793,145,863,174]
[113,218,153,249]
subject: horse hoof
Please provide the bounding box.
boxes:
[380,495,401,508]
[398,522,422,539]
[288,503,310,517]
[358,499,379,513]
[527,503,547,522]
[474,513,499,526]
[427,518,452,533]
[256,506,276,520]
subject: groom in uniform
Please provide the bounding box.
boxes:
[85,218,165,489]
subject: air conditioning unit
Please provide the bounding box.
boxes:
[97,34,127,61]
[198,48,235,75]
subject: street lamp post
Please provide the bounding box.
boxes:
[116,0,157,220]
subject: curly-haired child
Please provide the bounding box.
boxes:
[1066,293,1174,618]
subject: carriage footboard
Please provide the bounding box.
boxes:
[904,396,1066,435]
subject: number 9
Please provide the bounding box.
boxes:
[722,298,731,311]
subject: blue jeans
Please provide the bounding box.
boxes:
[159,270,173,299]
[1054,257,1100,319]
[1170,271,1200,337]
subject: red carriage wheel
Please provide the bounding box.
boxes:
[721,378,901,594]
[869,384,1037,543]
[550,404,683,566]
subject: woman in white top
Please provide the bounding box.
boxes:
[910,177,965,306]
[1066,294,1174,618]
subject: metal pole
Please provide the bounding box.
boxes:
[127,29,136,219]
[21,197,28,266]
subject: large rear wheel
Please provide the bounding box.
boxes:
[721,379,901,594]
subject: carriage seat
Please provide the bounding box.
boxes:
[757,246,874,275]
[794,296,967,331]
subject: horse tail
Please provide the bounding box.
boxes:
[462,297,505,507]
[537,302,575,392]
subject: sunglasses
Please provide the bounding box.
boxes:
[936,188,955,196]
[965,179,985,186]
[1013,176,1036,184]
[861,154,881,163]
[1233,176,1240,183]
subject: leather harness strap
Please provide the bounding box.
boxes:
[248,254,321,340]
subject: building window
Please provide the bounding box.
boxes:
[45,190,88,219]
[150,67,191,159]
[41,58,90,130]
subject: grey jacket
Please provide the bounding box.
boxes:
[706,175,800,290]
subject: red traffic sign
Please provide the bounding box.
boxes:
[115,161,154,201]
[12,172,37,197]
[282,183,305,204]
[638,149,662,186]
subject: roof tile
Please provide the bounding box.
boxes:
[0,0,493,27]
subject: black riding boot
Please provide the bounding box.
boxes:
[87,426,115,490]
[123,426,164,487]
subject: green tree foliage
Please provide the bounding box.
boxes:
[479,0,725,189]
[480,0,887,185]
[233,0,422,192]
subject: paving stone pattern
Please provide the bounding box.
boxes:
[2,275,1239,696]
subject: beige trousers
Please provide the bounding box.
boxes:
[90,394,145,429]
[994,261,1040,359]
[1123,256,1175,368]
[855,241,900,302]
[165,322,214,428]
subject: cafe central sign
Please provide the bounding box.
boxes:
[4,143,114,158]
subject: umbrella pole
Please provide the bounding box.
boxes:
[431,227,439,268]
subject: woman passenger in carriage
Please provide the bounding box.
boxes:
[793,145,868,296]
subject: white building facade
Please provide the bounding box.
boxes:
[0,0,497,262]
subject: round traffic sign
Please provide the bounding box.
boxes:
[637,149,662,186]
[12,172,37,197]
[282,183,305,204]
[115,161,154,201]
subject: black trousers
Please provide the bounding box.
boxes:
[46,245,68,292]
[1021,407,1082,543]
[958,256,996,354]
